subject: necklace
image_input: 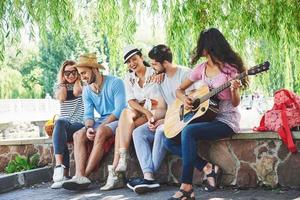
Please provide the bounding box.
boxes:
[91,75,103,94]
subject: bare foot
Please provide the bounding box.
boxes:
[203,163,220,190]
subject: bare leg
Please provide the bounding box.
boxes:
[144,172,155,180]
[85,126,113,176]
[73,128,89,177]
[112,127,121,169]
[54,154,63,165]
[118,108,140,149]
[203,162,219,188]
[100,127,125,190]
[64,168,69,177]
[134,116,148,127]
[171,183,195,199]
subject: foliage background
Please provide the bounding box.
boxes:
[0,0,299,98]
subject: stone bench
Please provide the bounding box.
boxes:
[0,130,300,188]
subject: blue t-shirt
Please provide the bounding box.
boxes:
[82,75,127,121]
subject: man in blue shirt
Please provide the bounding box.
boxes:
[62,53,127,190]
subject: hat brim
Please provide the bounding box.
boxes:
[75,62,105,69]
[124,49,141,64]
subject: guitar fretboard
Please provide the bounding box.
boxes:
[200,71,247,103]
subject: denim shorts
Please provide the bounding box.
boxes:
[93,119,118,134]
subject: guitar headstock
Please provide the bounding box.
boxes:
[248,61,270,75]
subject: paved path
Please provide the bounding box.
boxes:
[1,182,300,200]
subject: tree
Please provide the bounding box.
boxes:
[0,0,299,98]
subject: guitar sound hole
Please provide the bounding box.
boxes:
[192,99,200,110]
[201,107,206,112]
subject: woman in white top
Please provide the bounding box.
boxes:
[101,46,165,190]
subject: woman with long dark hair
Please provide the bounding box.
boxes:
[165,28,248,199]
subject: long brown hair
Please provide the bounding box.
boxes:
[191,28,249,87]
[57,60,76,84]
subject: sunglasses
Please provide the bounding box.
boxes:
[64,70,78,77]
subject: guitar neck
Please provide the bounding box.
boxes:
[200,71,247,103]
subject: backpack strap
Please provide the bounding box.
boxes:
[278,89,300,111]
[279,104,297,153]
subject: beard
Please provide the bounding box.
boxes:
[87,71,97,84]
[155,67,166,75]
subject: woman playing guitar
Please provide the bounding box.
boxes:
[166,28,249,200]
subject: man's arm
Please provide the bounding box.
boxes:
[148,96,167,132]
[152,96,167,120]
[84,119,95,129]
[82,87,95,124]
[101,79,127,126]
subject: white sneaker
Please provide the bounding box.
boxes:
[53,164,65,182]
[100,165,124,191]
[62,176,91,190]
[51,177,69,189]
[115,148,128,172]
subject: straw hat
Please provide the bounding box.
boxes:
[75,53,105,69]
[123,45,141,63]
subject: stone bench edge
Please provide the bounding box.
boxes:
[1,131,300,146]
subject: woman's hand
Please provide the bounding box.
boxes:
[230,79,242,107]
[230,79,242,92]
[183,95,193,110]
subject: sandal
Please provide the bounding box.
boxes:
[168,188,195,200]
[204,164,222,192]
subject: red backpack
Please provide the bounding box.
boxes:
[255,89,300,153]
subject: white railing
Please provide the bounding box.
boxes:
[0,96,273,139]
[0,99,60,123]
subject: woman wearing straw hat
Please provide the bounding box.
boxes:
[100,46,166,191]
[51,60,84,189]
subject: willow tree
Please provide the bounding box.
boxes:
[0,0,74,61]
[77,0,138,75]
[0,0,299,98]
[159,0,300,94]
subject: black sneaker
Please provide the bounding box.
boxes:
[133,179,160,194]
[126,177,144,190]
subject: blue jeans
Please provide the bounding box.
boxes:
[52,118,84,168]
[164,120,234,184]
[132,123,167,174]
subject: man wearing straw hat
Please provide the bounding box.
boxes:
[62,53,127,190]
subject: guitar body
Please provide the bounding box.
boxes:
[164,61,270,139]
[164,85,219,138]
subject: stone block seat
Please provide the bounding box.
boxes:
[91,129,300,188]
[1,129,300,188]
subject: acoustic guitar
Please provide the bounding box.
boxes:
[164,61,270,138]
